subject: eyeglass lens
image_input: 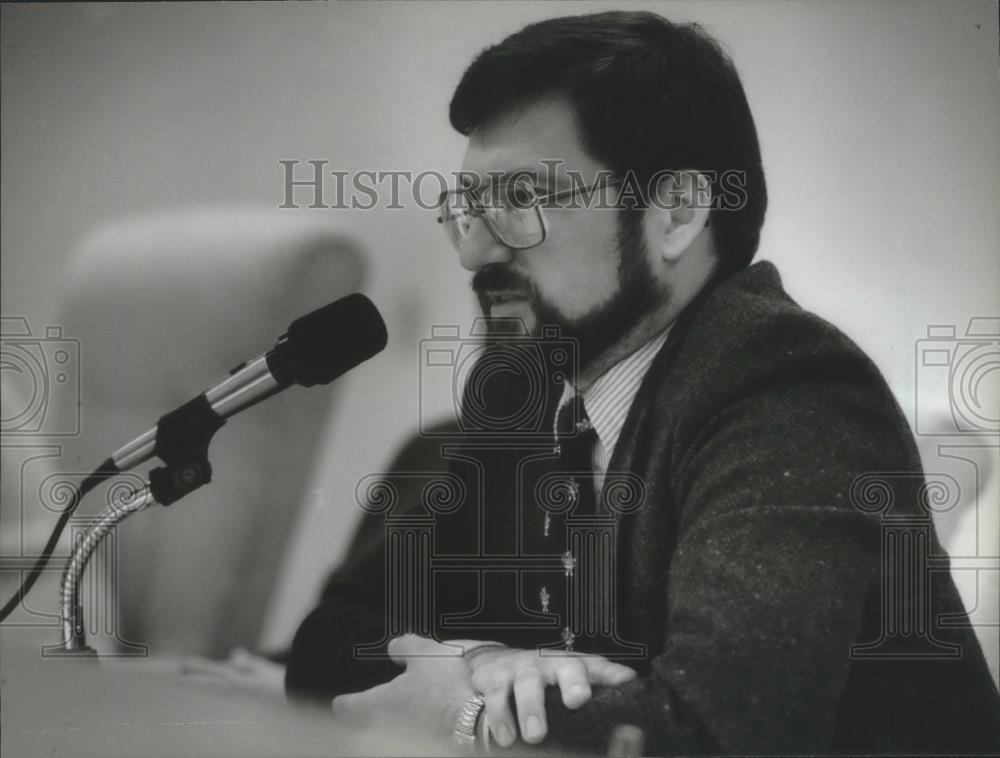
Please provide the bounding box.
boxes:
[441,183,545,251]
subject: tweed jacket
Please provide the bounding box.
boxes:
[286,261,1000,754]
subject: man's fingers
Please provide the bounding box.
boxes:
[466,650,632,746]
[471,663,517,746]
[482,685,517,748]
[579,655,638,686]
[554,660,592,709]
[512,667,547,744]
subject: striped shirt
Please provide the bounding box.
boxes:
[555,326,672,494]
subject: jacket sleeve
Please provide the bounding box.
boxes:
[543,348,901,753]
[284,513,403,702]
[285,421,465,702]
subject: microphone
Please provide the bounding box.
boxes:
[110,293,388,472]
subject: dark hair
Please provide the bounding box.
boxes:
[450,11,767,272]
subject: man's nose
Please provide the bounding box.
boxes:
[458,234,515,272]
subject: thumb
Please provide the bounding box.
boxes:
[581,656,638,686]
[387,634,454,664]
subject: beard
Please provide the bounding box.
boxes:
[472,211,664,374]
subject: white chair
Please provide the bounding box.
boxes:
[54,207,367,658]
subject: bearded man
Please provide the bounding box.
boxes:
[286,11,1000,755]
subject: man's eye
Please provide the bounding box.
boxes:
[505,182,538,209]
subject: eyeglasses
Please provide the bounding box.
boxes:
[437,177,622,254]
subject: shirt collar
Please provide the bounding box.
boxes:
[555,325,672,458]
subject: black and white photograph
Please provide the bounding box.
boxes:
[1,2,998,756]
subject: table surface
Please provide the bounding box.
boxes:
[0,628,467,757]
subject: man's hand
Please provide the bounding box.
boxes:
[467,646,637,746]
[330,635,475,745]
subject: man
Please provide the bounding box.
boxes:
[286,11,1000,754]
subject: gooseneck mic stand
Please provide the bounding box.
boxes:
[57,483,156,653]
[54,396,225,655]
[6,294,390,653]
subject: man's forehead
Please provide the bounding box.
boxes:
[458,97,605,186]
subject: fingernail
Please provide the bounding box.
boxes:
[525,715,543,742]
[497,723,514,746]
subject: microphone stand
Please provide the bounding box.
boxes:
[48,396,225,655]
[53,482,156,654]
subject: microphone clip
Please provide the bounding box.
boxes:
[148,395,225,506]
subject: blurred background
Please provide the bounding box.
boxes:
[2,0,997,683]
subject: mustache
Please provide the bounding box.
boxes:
[471,265,533,296]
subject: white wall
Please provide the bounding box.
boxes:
[2,1,997,658]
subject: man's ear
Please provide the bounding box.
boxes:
[647,170,711,262]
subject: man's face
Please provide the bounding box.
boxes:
[459,97,663,370]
